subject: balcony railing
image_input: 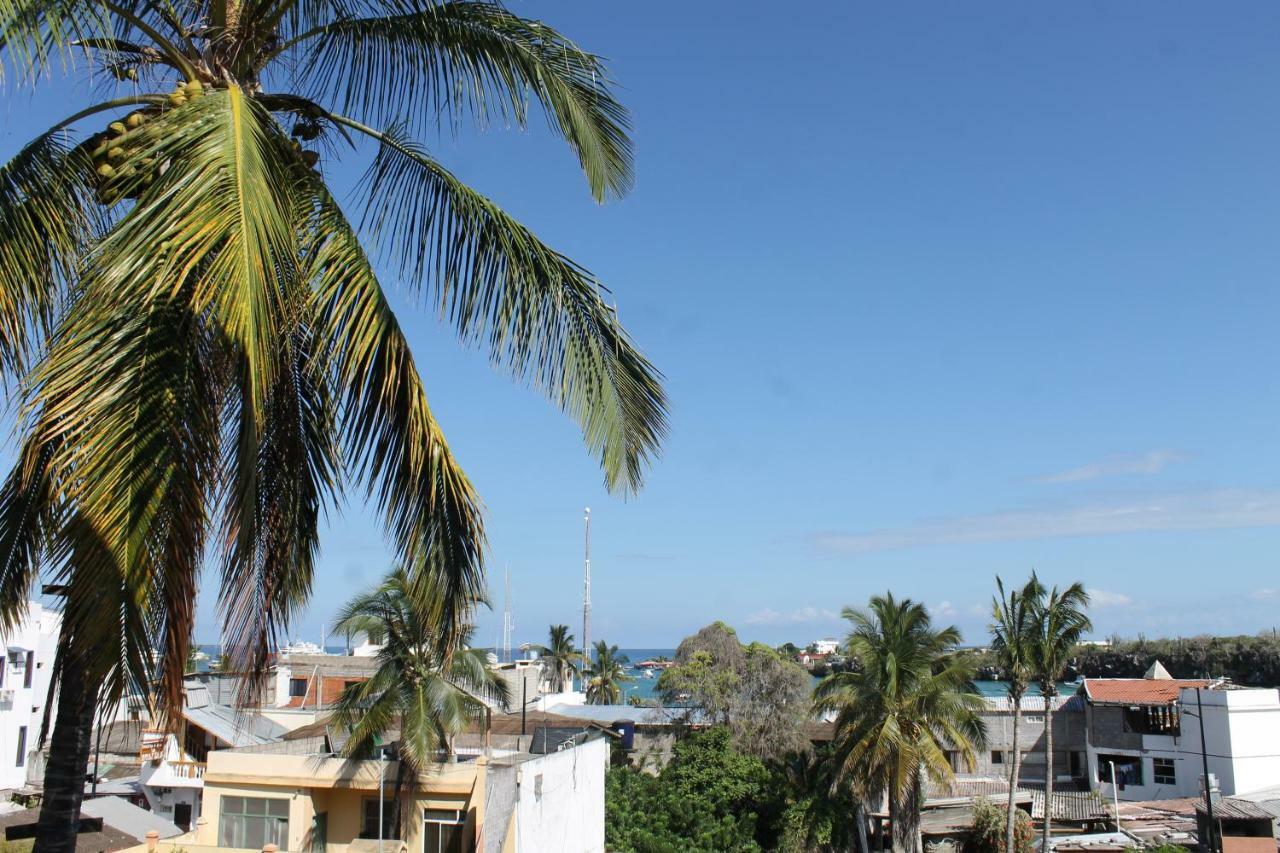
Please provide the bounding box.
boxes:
[168,760,206,780]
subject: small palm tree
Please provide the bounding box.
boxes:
[533,624,581,694]
[329,567,507,838]
[815,593,987,853]
[584,640,631,705]
[989,574,1044,853]
[1030,581,1091,851]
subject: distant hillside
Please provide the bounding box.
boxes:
[1072,634,1280,687]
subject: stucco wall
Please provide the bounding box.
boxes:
[512,738,608,853]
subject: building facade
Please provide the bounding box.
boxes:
[1081,669,1280,801]
[0,600,60,790]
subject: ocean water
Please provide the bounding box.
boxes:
[606,650,1079,705]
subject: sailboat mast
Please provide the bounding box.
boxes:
[582,507,591,679]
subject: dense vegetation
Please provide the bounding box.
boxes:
[967,633,1280,687]
[605,727,854,853]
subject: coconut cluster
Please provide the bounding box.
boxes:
[88,79,206,205]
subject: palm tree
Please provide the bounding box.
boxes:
[0,2,665,847]
[329,567,507,837]
[584,640,631,705]
[1030,581,1091,851]
[989,574,1045,853]
[533,624,581,694]
[815,594,987,853]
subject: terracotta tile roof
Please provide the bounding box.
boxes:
[1082,678,1212,705]
[1221,838,1277,853]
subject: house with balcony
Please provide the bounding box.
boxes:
[139,681,288,831]
[149,718,611,853]
[1079,661,1280,802]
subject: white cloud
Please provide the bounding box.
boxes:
[1087,589,1132,608]
[933,601,957,618]
[813,488,1280,555]
[1039,450,1188,484]
[745,606,840,626]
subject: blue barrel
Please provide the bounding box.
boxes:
[613,719,636,750]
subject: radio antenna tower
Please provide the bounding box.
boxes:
[501,567,513,664]
[582,508,592,681]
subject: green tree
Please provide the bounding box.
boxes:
[1030,581,1091,851]
[329,567,507,837]
[815,593,987,853]
[657,625,811,760]
[0,2,665,848]
[772,747,860,853]
[776,642,801,658]
[533,624,581,693]
[585,641,632,704]
[606,727,769,852]
[989,573,1044,853]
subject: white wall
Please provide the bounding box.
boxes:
[1180,687,1280,797]
[513,737,608,853]
[0,602,61,790]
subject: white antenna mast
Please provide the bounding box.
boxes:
[582,508,592,681]
[502,567,513,664]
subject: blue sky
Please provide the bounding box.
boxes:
[5,2,1280,648]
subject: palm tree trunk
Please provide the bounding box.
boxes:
[855,802,870,853]
[33,651,96,853]
[892,771,923,853]
[1005,697,1023,853]
[1040,689,1054,853]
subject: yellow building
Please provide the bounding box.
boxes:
[188,738,485,853]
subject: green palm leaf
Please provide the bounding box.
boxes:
[289,0,632,200]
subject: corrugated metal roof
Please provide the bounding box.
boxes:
[1197,798,1276,821]
[982,695,1086,713]
[1031,790,1111,822]
[544,703,710,726]
[182,685,287,747]
[81,796,183,841]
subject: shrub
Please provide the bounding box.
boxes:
[969,798,1034,853]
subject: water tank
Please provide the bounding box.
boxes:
[613,719,636,750]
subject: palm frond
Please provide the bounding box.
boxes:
[0,130,98,380]
[304,183,486,648]
[344,119,665,494]
[292,0,632,200]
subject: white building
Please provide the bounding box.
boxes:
[0,601,61,790]
[812,638,840,656]
[1081,665,1280,802]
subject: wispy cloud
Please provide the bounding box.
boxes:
[1088,589,1132,608]
[1038,449,1188,484]
[745,606,841,626]
[814,489,1280,555]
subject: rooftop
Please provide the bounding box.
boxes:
[1081,678,1213,705]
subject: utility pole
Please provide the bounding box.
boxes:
[1197,688,1218,853]
[582,507,592,688]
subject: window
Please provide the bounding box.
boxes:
[359,797,399,840]
[0,655,6,687]
[992,750,1005,765]
[15,726,26,767]
[1123,704,1181,735]
[219,796,289,850]
[22,652,32,688]
[1024,715,1044,725]
[1153,758,1176,786]
[423,808,465,853]
[288,678,308,698]
[1098,754,1143,789]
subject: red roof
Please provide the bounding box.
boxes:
[1082,678,1212,705]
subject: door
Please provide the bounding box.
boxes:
[173,802,192,831]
